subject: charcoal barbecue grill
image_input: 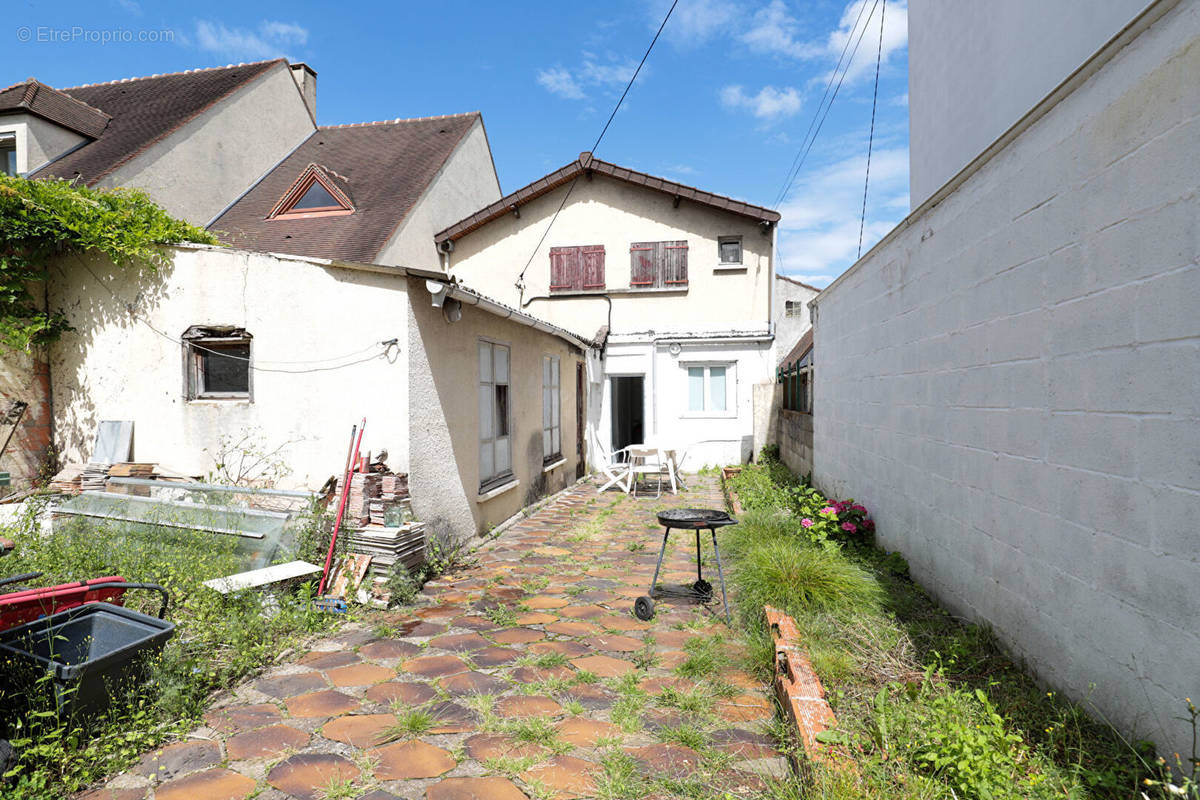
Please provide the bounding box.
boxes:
[634,508,735,623]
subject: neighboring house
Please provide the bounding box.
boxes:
[773,274,819,365]
[810,0,1198,759]
[436,152,780,468]
[2,60,316,224]
[43,243,586,540]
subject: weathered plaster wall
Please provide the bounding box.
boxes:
[0,350,52,489]
[772,275,818,363]
[103,63,315,226]
[376,119,501,271]
[448,175,773,340]
[408,277,583,541]
[0,114,87,174]
[47,245,410,488]
[813,2,1200,757]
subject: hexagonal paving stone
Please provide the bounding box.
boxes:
[471,646,522,667]
[225,723,309,760]
[463,733,546,761]
[601,615,650,632]
[514,612,559,625]
[490,627,545,645]
[495,695,563,718]
[428,632,491,652]
[366,680,438,706]
[657,650,690,670]
[254,671,327,698]
[134,739,220,781]
[285,689,360,718]
[400,654,470,678]
[76,788,146,800]
[624,743,703,780]
[322,713,399,747]
[326,662,395,687]
[569,654,636,678]
[524,595,568,609]
[452,615,500,631]
[155,768,256,800]
[370,739,456,780]
[529,640,591,658]
[716,693,774,722]
[710,728,781,759]
[640,675,693,695]
[439,670,510,696]
[426,776,529,800]
[509,665,574,684]
[563,683,616,710]
[267,753,360,800]
[298,650,360,669]
[203,703,282,734]
[558,604,607,620]
[555,717,621,747]
[592,633,644,652]
[426,700,479,734]
[359,639,422,660]
[544,620,598,637]
[521,754,597,797]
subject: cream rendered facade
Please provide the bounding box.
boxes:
[444,172,776,468]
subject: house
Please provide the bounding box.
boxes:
[806,0,1198,758]
[436,152,781,468]
[773,274,819,365]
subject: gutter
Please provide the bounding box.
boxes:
[426,280,594,352]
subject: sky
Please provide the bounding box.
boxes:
[2,0,910,288]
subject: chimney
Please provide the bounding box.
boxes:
[290,63,317,120]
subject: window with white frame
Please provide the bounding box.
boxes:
[182,325,252,400]
[542,355,561,461]
[785,300,804,317]
[0,132,17,176]
[685,364,732,414]
[479,340,512,487]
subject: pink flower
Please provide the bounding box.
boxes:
[863,519,875,529]
[820,507,836,516]
[841,522,857,533]
[801,518,813,528]
[852,504,866,513]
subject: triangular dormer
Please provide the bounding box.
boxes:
[267,163,354,219]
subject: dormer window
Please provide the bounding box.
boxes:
[0,132,17,176]
[268,163,353,219]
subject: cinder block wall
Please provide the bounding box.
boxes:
[778,409,813,477]
[812,2,1199,757]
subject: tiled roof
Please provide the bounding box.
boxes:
[0,79,111,138]
[776,273,822,293]
[780,328,813,367]
[210,113,480,263]
[435,151,781,244]
[28,60,284,184]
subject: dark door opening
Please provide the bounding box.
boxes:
[576,363,585,479]
[610,376,644,454]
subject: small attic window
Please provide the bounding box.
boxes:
[268,164,353,220]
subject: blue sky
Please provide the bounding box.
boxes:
[3,0,909,288]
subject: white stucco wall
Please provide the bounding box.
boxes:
[909,0,1154,207]
[814,1,1199,757]
[376,118,501,271]
[102,63,315,226]
[0,114,87,174]
[773,275,818,363]
[47,245,410,488]
[448,175,773,341]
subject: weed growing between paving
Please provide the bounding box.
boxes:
[721,453,1176,799]
[0,501,343,798]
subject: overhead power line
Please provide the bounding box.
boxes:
[858,0,886,259]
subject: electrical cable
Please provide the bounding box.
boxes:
[858,0,886,259]
[514,0,680,304]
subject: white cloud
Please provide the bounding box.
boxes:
[116,0,142,15]
[777,145,908,282]
[194,19,309,59]
[720,85,803,121]
[649,0,739,47]
[536,67,585,100]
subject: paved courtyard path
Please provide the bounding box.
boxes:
[82,476,788,800]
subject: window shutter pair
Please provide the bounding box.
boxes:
[550,245,605,291]
[629,241,689,288]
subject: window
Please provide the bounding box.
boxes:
[549,245,605,291]
[479,340,512,487]
[685,364,732,414]
[785,300,805,317]
[182,326,252,400]
[630,241,688,288]
[718,236,742,265]
[542,356,561,461]
[780,347,813,413]
[268,163,353,219]
[0,133,16,176]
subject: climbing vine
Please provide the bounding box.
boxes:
[0,175,218,351]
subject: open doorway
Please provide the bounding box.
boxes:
[610,376,644,453]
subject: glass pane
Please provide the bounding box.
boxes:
[543,387,552,428]
[710,366,727,412]
[479,385,494,439]
[199,342,250,394]
[719,239,741,263]
[1,145,15,177]
[551,357,559,388]
[480,441,494,481]
[552,385,559,422]
[292,180,339,210]
[495,385,509,436]
[496,436,510,472]
[543,356,551,386]
[552,427,560,455]
[543,428,552,453]
[687,367,704,412]
[479,341,492,382]
[494,345,509,383]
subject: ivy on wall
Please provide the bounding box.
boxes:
[0,175,218,351]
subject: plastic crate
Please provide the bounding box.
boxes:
[0,602,175,723]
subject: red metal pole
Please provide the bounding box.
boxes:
[319,419,365,596]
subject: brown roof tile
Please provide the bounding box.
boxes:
[28,60,284,184]
[780,328,813,367]
[210,113,480,263]
[435,151,781,244]
[0,79,111,138]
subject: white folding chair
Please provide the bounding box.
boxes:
[589,428,632,493]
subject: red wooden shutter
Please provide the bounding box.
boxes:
[664,240,688,285]
[550,246,582,291]
[630,242,657,287]
[582,245,605,289]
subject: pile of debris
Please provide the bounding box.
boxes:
[48,462,159,494]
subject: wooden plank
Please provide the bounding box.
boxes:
[203,560,322,594]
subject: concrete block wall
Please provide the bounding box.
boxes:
[778,409,813,477]
[811,1,1199,758]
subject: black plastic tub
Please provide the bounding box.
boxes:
[0,602,175,724]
